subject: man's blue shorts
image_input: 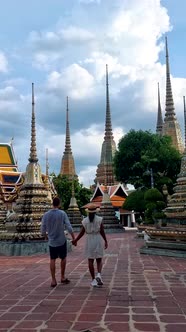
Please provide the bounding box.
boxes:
[49,241,67,259]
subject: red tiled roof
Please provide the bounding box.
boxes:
[119,208,132,214]
[91,197,102,202]
[83,183,128,209]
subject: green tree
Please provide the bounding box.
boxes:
[76,186,93,211]
[123,189,146,218]
[114,130,181,192]
[144,188,166,224]
[52,174,92,211]
[123,187,166,224]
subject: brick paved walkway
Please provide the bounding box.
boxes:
[0,231,186,331]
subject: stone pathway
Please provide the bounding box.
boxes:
[0,232,186,331]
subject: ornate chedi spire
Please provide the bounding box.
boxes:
[95,64,117,186]
[29,83,38,163]
[67,179,82,230]
[156,82,163,136]
[24,83,42,184]
[44,148,52,201]
[163,37,184,153]
[164,96,186,220]
[1,83,52,242]
[98,186,123,231]
[60,97,78,180]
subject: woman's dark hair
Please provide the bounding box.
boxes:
[53,197,61,207]
[89,213,95,222]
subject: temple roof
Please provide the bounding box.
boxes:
[91,183,128,199]
[0,142,55,203]
[83,183,128,209]
[0,143,23,202]
[0,143,17,170]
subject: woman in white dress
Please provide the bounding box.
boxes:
[72,204,108,287]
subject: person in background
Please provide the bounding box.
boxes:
[41,196,75,287]
[72,203,108,287]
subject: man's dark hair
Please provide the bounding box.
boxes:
[53,197,61,207]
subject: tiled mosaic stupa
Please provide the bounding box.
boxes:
[0,83,52,244]
[98,187,123,232]
[164,95,186,223]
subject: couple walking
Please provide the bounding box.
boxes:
[41,197,108,288]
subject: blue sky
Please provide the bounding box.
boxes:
[0,0,186,187]
[161,0,186,77]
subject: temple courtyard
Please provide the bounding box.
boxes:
[0,231,186,331]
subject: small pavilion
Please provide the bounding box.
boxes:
[84,182,136,227]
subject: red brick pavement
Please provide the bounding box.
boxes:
[0,232,186,331]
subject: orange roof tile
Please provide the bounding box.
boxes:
[0,143,17,167]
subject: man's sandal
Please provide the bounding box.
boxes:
[50,282,57,288]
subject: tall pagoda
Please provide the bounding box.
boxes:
[0,83,52,243]
[156,83,163,136]
[140,97,186,257]
[60,97,78,180]
[95,64,117,186]
[164,96,186,221]
[163,37,184,153]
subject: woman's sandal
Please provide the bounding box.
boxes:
[50,281,57,288]
[61,278,70,284]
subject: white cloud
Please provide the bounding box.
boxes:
[46,63,95,99]
[72,126,124,160]
[79,0,101,3]
[28,25,95,70]
[72,125,103,157]
[28,0,171,84]
[0,51,8,72]
[59,26,94,42]
[109,1,170,42]
[0,86,21,111]
[105,2,170,69]
[29,26,94,47]
[33,52,62,70]
[0,86,19,99]
[29,30,62,50]
[78,166,97,187]
[4,78,27,87]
